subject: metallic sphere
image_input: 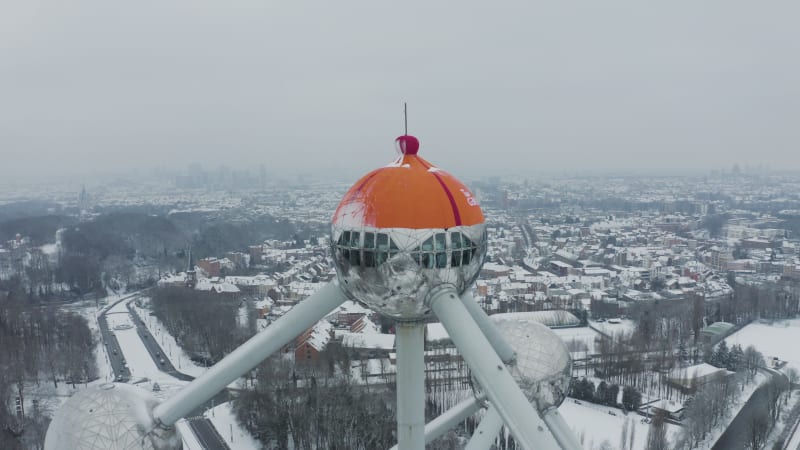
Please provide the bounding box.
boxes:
[331,225,487,321]
[44,383,178,450]
[331,136,486,321]
[477,317,572,412]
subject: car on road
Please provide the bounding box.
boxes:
[159,358,165,365]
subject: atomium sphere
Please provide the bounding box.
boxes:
[44,383,178,450]
[474,316,572,412]
[331,135,486,321]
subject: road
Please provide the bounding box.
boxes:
[97,292,231,448]
[187,417,231,450]
[125,300,194,381]
[96,292,144,382]
[711,369,788,450]
[125,299,232,416]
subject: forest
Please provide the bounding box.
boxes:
[0,298,97,449]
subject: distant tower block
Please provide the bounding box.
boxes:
[331,135,487,321]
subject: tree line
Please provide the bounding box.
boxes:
[150,287,252,364]
[235,354,396,449]
[0,298,97,449]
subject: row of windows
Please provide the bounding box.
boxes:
[334,231,482,269]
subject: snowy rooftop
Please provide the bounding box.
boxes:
[340,333,395,350]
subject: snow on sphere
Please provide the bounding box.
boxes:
[331,136,486,321]
[44,383,178,450]
[475,318,572,412]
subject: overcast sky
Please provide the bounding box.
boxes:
[2,1,799,183]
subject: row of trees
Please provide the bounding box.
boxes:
[3,209,320,298]
[705,341,764,380]
[568,378,643,411]
[723,280,800,323]
[150,287,252,364]
[236,354,396,449]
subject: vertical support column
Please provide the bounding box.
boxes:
[389,394,485,450]
[395,322,425,450]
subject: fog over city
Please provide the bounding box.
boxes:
[7,3,800,450]
[2,0,799,183]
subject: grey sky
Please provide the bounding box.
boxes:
[2,1,799,182]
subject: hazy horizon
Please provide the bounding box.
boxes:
[3,1,799,184]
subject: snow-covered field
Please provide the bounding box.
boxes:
[204,402,262,450]
[726,318,800,372]
[552,326,601,355]
[559,398,680,449]
[590,319,637,338]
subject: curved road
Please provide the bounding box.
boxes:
[97,292,230,449]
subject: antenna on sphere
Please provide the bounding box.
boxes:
[404,102,408,135]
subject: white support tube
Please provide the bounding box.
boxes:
[459,291,515,363]
[153,282,348,427]
[395,322,425,450]
[430,286,561,450]
[542,408,583,450]
[389,394,484,450]
[465,405,503,450]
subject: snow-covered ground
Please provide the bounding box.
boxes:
[22,294,143,426]
[552,326,601,355]
[131,301,208,377]
[590,319,637,338]
[726,318,800,373]
[106,301,189,397]
[204,402,262,450]
[765,389,800,450]
[559,398,680,449]
[787,403,800,450]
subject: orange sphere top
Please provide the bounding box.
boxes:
[332,136,484,230]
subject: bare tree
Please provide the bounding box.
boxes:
[645,409,669,450]
[745,407,770,450]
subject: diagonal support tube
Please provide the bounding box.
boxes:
[429,285,561,450]
[465,404,503,450]
[542,407,583,450]
[153,282,348,427]
[459,291,515,364]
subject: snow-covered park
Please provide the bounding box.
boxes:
[726,317,800,373]
[559,398,681,449]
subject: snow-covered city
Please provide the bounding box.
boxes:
[4,2,800,449]
[3,169,800,449]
